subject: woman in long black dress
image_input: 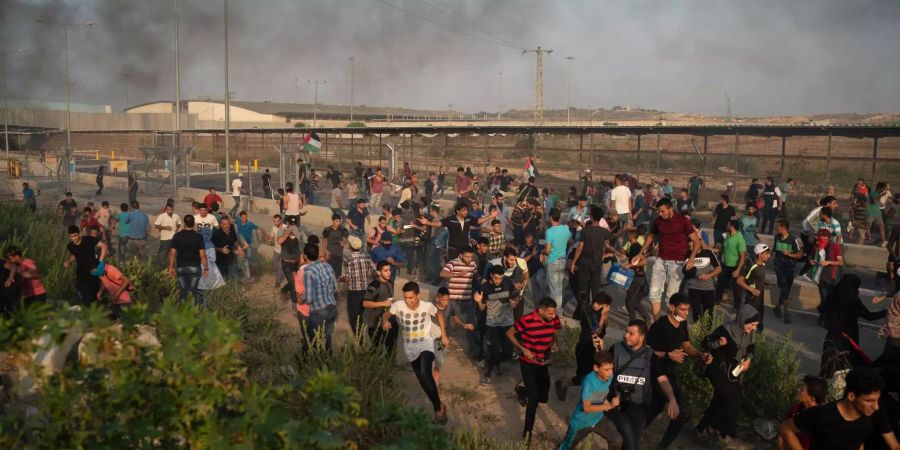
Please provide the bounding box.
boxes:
[696,304,761,441]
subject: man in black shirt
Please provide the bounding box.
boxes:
[772,219,803,324]
[363,261,397,349]
[262,169,273,199]
[64,225,108,304]
[58,192,79,229]
[211,216,243,280]
[780,368,899,450]
[168,215,208,304]
[569,206,612,304]
[675,189,694,217]
[712,194,737,249]
[420,201,496,261]
[645,293,712,448]
[424,173,436,206]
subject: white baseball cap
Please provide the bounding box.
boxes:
[754,243,770,255]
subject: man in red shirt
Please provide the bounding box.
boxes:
[507,297,562,441]
[4,247,47,303]
[203,187,223,211]
[632,198,702,319]
[455,167,471,202]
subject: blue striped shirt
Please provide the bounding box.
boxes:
[302,260,337,311]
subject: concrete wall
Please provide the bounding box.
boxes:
[8,109,199,132]
[758,234,887,272]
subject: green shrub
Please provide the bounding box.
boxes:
[293,122,308,128]
[346,121,366,128]
[0,204,75,302]
[678,310,800,420]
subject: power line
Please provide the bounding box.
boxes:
[376,0,524,51]
[421,0,527,50]
[329,53,528,84]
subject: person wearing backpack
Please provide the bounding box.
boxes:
[737,244,772,331]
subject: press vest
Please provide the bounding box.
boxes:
[612,341,653,406]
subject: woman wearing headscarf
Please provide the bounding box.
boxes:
[695,304,761,442]
[820,273,887,368]
[197,227,225,296]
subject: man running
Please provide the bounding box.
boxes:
[168,214,207,304]
[64,225,108,305]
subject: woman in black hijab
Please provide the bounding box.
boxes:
[696,304,761,442]
[820,273,887,369]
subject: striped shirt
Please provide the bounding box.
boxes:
[302,260,337,311]
[443,258,477,301]
[514,310,562,365]
[342,251,374,291]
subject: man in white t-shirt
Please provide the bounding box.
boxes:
[195,204,219,231]
[154,203,182,262]
[609,173,633,229]
[230,174,243,218]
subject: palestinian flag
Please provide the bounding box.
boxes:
[302,132,322,153]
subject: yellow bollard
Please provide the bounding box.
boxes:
[111,150,115,159]
[254,159,258,172]
[235,160,240,174]
[96,151,100,160]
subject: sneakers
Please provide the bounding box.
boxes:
[479,374,492,385]
[773,306,783,318]
[515,384,527,407]
[797,274,813,283]
[554,379,568,402]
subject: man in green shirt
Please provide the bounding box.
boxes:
[715,219,746,305]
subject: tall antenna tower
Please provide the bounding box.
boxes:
[725,91,732,122]
[523,46,553,125]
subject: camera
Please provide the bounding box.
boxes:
[618,384,635,404]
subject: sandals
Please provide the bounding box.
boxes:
[433,404,448,425]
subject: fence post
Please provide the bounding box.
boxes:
[872,137,879,183]
[733,133,740,188]
[636,134,642,181]
[579,133,584,164]
[825,132,832,183]
[780,136,787,177]
[655,132,661,170]
[484,134,489,172]
[702,135,708,178]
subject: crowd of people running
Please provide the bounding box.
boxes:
[3,157,900,450]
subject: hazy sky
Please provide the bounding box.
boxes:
[3,0,899,116]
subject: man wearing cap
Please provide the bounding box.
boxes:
[230,174,243,218]
[737,243,772,330]
[341,235,374,335]
[370,232,406,282]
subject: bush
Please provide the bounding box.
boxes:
[346,121,366,128]
[678,310,800,420]
[0,204,75,302]
[293,122,308,128]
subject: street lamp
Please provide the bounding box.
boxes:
[1,48,24,158]
[223,0,231,186]
[565,56,574,125]
[497,71,502,121]
[35,19,94,150]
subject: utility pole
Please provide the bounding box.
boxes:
[565,56,574,125]
[224,0,230,186]
[522,46,553,125]
[294,77,300,103]
[173,0,182,195]
[1,49,23,158]
[348,56,356,121]
[35,19,93,150]
[497,71,502,121]
[121,72,130,111]
[308,80,325,127]
[724,91,732,122]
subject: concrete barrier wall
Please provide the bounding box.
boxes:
[758,234,887,272]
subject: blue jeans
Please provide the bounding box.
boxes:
[546,259,567,310]
[307,305,337,351]
[117,235,129,264]
[176,265,203,305]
